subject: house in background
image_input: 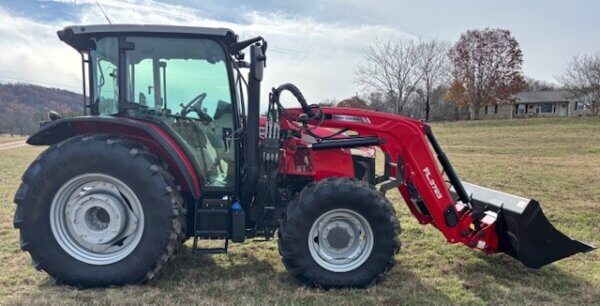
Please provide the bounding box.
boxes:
[478,90,593,119]
[514,91,572,117]
[478,103,513,119]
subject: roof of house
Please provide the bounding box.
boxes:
[514,90,573,103]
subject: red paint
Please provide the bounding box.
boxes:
[261,116,355,179]
[275,119,355,179]
[67,108,503,254]
[71,118,201,198]
[281,107,500,254]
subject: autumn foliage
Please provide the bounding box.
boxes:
[449,28,525,119]
[336,96,370,109]
[444,80,469,108]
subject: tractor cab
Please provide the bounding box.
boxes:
[59,25,250,192]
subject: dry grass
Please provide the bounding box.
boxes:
[0,117,599,304]
[0,136,25,144]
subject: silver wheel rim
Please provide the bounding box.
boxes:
[308,209,374,272]
[50,173,144,265]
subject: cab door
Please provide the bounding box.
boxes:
[124,36,238,192]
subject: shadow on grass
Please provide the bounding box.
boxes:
[147,243,297,295]
[452,252,596,303]
[149,244,457,304]
[381,261,457,305]
[20,244,594,304]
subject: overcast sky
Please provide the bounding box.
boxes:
[1,0,599,104]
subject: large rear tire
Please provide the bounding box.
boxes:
[13,135,185,287]
[278,178,400,288]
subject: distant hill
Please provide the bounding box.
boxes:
[0,83,83,135]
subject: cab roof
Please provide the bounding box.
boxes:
[58,24,238,52]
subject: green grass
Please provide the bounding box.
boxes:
[1,117,599,304]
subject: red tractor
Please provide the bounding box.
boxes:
[14,24,593,288]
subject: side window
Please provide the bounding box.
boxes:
[91,38,119,115]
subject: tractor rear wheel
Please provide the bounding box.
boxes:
[278,177,400,288]
[13,135,185,287]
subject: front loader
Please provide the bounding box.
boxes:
[13,24,594,288]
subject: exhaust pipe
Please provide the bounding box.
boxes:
[241,43,265,206]
[453,182,595,268]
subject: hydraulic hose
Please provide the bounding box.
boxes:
[271,83,315,118]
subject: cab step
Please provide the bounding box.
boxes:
[192,198,245,255]
[191,237,229,254]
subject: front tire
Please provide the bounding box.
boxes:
[278,178,400,288]
[13,135,185,287]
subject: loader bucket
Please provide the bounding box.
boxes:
[453,182,595,268]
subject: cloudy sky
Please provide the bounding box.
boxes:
[1,0,599,103]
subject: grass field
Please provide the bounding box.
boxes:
[0,136,25,144]
[0,117,599,304]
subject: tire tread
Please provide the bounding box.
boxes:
[13,134,186,287]
[278,177,400,288]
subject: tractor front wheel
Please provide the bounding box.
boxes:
[278,178,400,288]
[13,135,185,287]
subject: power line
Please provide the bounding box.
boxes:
[94,0,112,24]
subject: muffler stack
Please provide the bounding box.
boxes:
[455,182,595,268]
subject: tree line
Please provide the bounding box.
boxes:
[1,29,598,135]
[325,28,600,120]
[0,83,82,135]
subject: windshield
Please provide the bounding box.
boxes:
[126,37,231,118]
[90,36,232,118]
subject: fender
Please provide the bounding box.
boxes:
[28,116,202,198]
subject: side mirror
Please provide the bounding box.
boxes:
[48,110,62,121]
[250,44,265,82]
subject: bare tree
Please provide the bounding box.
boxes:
[558,53,600,116]
[524,76,559,91]
[356,40,424,115]
[428,84,464,121]
[449,28,525,120]
[366,92,392,112]
[318,98,338,107]
[416,39,451,121]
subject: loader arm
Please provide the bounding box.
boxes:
[285,107,489,248]
[284,106,594,267]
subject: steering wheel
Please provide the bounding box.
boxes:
[180,93,212,122]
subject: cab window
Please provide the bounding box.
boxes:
[90,37,119,115]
